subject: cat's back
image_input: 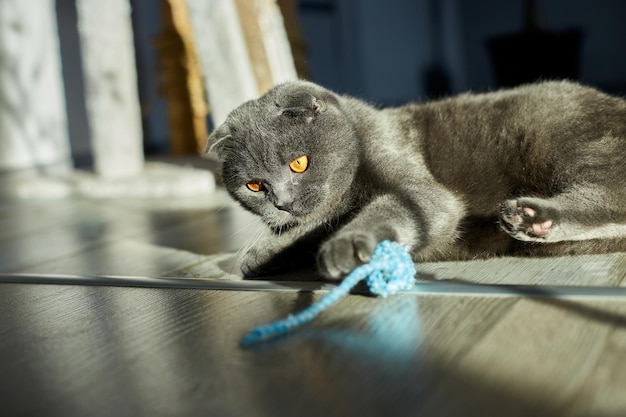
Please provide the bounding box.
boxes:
[425,80,625,132]
[380,80,626,213]
[432,79,620,107]
[394,80,626,161]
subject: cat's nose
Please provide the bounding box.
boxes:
[275,201,293,213]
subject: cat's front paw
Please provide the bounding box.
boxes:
[240,251,260,277]
[240,247,268,277]
[499,197,559,241]
[317,231,378,280]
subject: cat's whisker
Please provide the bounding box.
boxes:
[237,225,260,253]
[229,217,262,238]
[234,227,266,272]
[240,228,267,263]
[241,228,264,255]
[252,226,268,249]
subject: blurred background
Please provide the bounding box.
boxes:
[133,0,626,158]
[3,0,626,184]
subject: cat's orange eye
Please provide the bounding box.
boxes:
[289,155,309,173]
[246,181,264,192]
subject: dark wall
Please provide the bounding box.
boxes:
[297,0,626,104]
[460,0,626,93]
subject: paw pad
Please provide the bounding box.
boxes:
[500,198,557,240]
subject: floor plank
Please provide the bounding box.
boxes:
[2,282,625,417]
[416,253,626,286]
[419,298,612,415]
[566,315,626,416]
[0,191,258,273]
[16,239,209,277]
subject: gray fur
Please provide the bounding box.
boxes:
[205,80,626,279]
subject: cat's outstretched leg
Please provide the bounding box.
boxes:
[499,185,626,242]
[317,181,464,279]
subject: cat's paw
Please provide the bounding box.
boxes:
[499,197,559,241]
[240,247,270,277]
[317,231,377,280]
[240,250,260,277]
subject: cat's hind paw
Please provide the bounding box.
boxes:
[499,197,559,241]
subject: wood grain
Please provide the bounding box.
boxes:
[416,253,626,286]
[2,283,626,417]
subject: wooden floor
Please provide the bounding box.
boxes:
[1,181,626,417]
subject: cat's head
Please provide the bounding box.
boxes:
[205,81,359,230]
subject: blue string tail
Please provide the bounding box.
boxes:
[240,240,416,347]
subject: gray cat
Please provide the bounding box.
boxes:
[205,80,626,279]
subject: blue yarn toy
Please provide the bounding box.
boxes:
[240,240,416,347]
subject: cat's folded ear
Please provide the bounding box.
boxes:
[280,91,327,122]
[203,124,231,160]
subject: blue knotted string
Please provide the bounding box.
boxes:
[240,240,416,347]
